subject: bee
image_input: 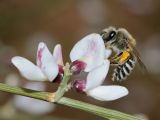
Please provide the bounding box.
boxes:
[100,26,147,81]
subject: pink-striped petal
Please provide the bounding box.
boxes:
[37,42,58,81]
[70,33,105,72]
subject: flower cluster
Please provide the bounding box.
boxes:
[12,33,128,101]
[12,43,64,82]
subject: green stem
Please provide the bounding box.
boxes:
[0,83,143,120]
[54,63,71,102]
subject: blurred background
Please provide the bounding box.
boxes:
[0,0,159,120]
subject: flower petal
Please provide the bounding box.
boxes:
[105,49,112,59]
[87,85,129,101]
[37,42,58,81]
[70,33,105,72]
[11,56,46,81]
[24,82,46,91]
[85,60,110,91]
[13,82,55,115]
[53,44,64,66]
[5,73,20,86]
[14,96,55,115]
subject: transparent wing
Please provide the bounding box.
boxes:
[128,43,148,74]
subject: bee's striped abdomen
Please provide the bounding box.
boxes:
[112,57,136,81]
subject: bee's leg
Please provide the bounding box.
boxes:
[109,54,118,60]
[110,61,119,66]
[109,54,120,66]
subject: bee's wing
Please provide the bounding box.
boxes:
[128,43,148,74]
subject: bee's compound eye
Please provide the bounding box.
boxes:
[108,31,116,40]
[100,30,116,42]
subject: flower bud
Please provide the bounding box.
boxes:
[53,65,64,83]
[70,60,86,74]
[72,80,86,93]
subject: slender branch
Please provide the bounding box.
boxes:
[0,83,143,120]
[0,83,48,100]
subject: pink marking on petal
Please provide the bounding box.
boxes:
[37,47,44,68]
[90,40,97,51]
[83,39,98,58]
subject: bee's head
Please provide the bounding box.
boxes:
[100,27,117,46]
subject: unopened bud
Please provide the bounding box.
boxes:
[70,60,86,74]
[53,65,64,83]
[72,80,86,93]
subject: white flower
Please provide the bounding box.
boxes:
[13,82,55,115]
[70,33,106,72]
[70,33,128,101]
[11,42,64,82]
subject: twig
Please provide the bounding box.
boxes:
[0,83,143,120]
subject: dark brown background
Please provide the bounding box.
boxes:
[0,0,159,120]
